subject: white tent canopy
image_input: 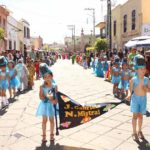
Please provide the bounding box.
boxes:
[124,40,138,48]
[124,36,150,48]
[136,39,150,47]
[132,36,150,41]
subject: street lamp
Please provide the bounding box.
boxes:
[84,8,95,37]
[67,25,75,52]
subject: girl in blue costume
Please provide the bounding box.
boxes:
[111,58,121,96]
[36,63,58,143]
[118,58,131,98]
[127,55,150,141]
[91,57,96,73]
[0,56,9,108]
[95,58,104,77]
[103,56,109,80]
[8,61,20,98]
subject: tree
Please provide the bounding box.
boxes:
[94,38,108,52]
[0,28,5,50]
[43,44,49,51]
[0,28,5,40]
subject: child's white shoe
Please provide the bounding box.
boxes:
[5,99,9,106]
[0,102,2,109]
[2,97,9,106]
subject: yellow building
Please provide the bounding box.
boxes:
[30,36,43,50]
[97,0,150,50]
[112,0,150,50]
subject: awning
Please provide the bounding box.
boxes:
[124,40,138,48]
[124,36,150,48]
[136,39,150,47]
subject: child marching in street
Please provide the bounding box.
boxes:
[127,55,150,141]
[34,59,40,80]
[95,58,104,77]
[15,59,29,92]
[103,56,109,80]
[0,56,9,108]
[27,58,35,89]
[111,58,121,97]
[36,63,58,143]
[118,58,131,99]
[8,60,20,99]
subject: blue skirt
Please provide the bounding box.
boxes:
[112,76,120,84]
[118,80,129,90]
[0,80,9,90]
[9,77,20,88]
[36,100,55,117]
[95,68,104,77]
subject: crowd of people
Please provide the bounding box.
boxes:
[0,50,58,110]
[74,48,150,98]
[72,48,150,141]
[0,48,150,142]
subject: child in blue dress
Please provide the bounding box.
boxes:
[127,55,150,141]
[111,58,121,96]
[36,63,58,143]
[0,56,9,108]
[118,58,131,99]
[95,58,104,77]
[103,56,109,80]
[8,61,20,98]
[91,57,96,73]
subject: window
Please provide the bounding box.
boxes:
[0,16,1,27]
[123,15,127,33]
[9,40,12,50]
[113,21,117,36]
[132,10,136,30]
[27,28,30,38]
[14,41,16,50]
[3,19,5,28]
[24,26,26,38]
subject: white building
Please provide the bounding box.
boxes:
[7,16,20,50]
[19,19,31,50]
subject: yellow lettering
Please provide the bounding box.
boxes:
[64,104,70,110]
[74,106,78,109]
[65,111,73,117]
[78,111,85,117]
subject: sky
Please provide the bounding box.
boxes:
[0,0,127,44]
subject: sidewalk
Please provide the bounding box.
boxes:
[0,59,150,150]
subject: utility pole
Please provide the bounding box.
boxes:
[85,8,95,37]
[107,0,112,51]
[84,8,95,42]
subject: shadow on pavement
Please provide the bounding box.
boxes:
[0,106,7,116]
[146,111,150,117]
[0,88,32,116]
[8,98,18,104]
[136,138,150,150]
[35,142,94,150]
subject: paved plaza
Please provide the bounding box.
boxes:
[0,59,150,150]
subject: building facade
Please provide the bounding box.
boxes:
[7,16,21,50]
[0,5,9,51]
[112,0,150,50]
[64,29,94,52]
[19,19,31,51]
[30,36,43,50]
[96,0,150,50]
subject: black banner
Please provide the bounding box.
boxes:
[57,92,122,130]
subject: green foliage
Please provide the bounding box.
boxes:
[43,44,49,51]
[0,28,5,40]
[94,38,108,52]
